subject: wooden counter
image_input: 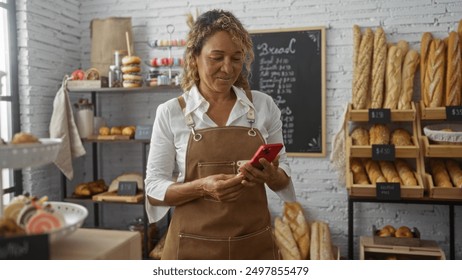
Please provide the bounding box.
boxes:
[50,228,141,260]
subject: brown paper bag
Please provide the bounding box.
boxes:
[90,17,134,76]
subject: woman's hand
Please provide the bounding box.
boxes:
[239,156,289,191]
[200,173,246,202]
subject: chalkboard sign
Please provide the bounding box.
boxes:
[250,27,326,156]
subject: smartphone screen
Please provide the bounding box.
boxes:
[249,143,283,169]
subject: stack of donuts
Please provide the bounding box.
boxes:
[121,55,142,88]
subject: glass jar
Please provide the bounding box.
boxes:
[74,98,94,138]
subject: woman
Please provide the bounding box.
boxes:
[145,9,295,260]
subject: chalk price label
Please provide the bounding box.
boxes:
[369,108,391,124]
[118,181,138,196]
[376,182,401,200]
[372,144,395,161]
[446,106,462,121]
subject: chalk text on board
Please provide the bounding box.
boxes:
[256,38,297,56]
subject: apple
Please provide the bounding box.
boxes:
[71,69,85,80]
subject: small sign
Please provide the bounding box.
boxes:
[118,181,138,196]
[376,182,401,200]
[445,106,462,121]
[135,125,152,140]
[0,234,49,260]
[368,108,391,124]
[372,144,395,161]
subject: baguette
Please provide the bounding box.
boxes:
[445,31,462,106]
[353,25,362,69]
[309,221,320,260]
[420,32,433,107]
[379,161,402,183]
[398,50,420,109]
[383,45,403,109]
[351,158,370,184]
[282,202,310,260]
[319,222,334,260]
[352,28,374,109]
[364,159,387,184]
[429,159,453,188]
[274,217,301,260]
[371,27,387,108]
[425,39,446,108]
[397,40,410,57]
[445,159,462,188]
[394,159,417,186]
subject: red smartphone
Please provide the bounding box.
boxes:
[249,143,283,170]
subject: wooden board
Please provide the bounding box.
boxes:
[360,236,445,260]
[86,135,131,140]
[92,191,143,203]
[347,102,416,122]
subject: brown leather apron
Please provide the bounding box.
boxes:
[161,94,279,260]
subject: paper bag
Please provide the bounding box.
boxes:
[90,17,133,76]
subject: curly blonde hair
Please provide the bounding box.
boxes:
[181,9,254,92]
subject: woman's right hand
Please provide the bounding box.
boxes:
[200,173,245,202]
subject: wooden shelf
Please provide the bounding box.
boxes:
[347,102,416,122]
[68,85,182,94]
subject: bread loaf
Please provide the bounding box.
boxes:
[430,159,453,188]
[379,161,402,183]
[275,217,301,260]
[364,159,387,184]
[445,31,462,106]
[383,45,403,109]
[420,32,433,106]
[390,128,413,146]
[351,158,370,184]
[351,127,369,145]
[319,222,334,260]
[371,27,387,108]
[282,202,310,260]
[309,222,320,260]
[445,159,462,188]
[369,124,390,145]
[353,25,362,69]
[425,39,446,108]
[394,159,417,186]
[396,40,410,56]
[398,50,420,109]
[352,28,373,109]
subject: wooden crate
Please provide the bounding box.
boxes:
[372,225,421,247]
[346,170,424,198]
[419,101,446,120]
[67,80,101,90]
[347,136,421,158]
[425,173,462,200]
[347,102,416,122]
[421,136,462,157]
[360,236,445,260]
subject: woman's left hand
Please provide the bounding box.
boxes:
[239,156,287,190]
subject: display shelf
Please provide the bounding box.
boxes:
[346,136,420,158]
[347,102,417,122]
[419,101,447,120]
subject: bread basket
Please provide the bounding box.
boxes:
[423,123,462,145]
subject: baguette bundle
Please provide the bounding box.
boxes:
[352,159,417,186]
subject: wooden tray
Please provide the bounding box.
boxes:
[347,136,421,158]
[92,191,143,203]
[86,135,131,140]
[360,236,445,260]
[419,101,446,120]
[347,102,416,122]
[425,174,462,200]
[372,225,421,247]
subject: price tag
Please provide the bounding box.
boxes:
[376,182,401,200]
[135,125,153,140]
[118,181,138,196]
[368,108,391,124]
[372,144,395,161]
[0,234,49,260]
[445,106,462,121]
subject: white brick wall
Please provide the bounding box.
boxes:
[18,0,462,259]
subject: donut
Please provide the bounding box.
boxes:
[122,73,143,82]
[395,226,413,238]
[121,65,141,74]
[122,55,141,65]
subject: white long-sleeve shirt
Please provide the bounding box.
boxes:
[145,85,295,222]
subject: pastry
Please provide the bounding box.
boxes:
[395,226,413,238]
[395,159,417,186]
[445,31,461,106]
[420,32,433,106]
[282,202,310,260]
[425,39,446,108]
[429,159,453,188]
[383,45,403,109]
[352,27,373,109]
[398,49,420,110]
[122,126,136,138]
[350,127,369,145]
[371,27,387,108]
[379,161,402,183]
[11,132,40,144]
[110,126,122,135]
[369,124,390,145]
[99,126,110,136]
[390,128,412,146]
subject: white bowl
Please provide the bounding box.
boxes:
[43,201,88,243]
[423,124,462,144]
